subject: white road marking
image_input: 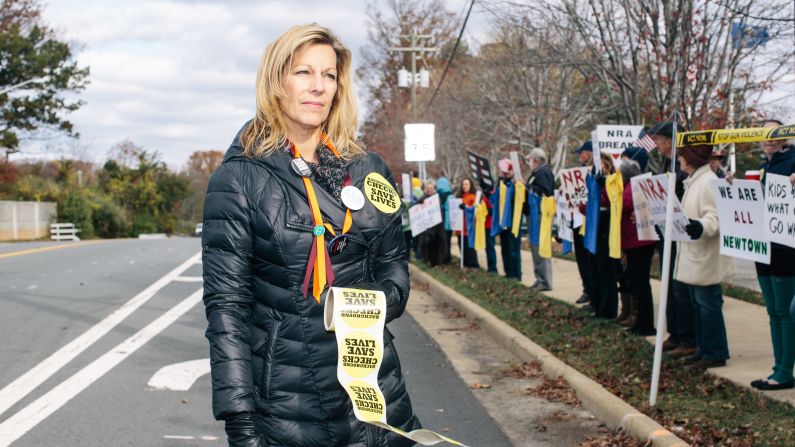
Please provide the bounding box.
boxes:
[164,435,194,440]
[147,359,210,391]
[0,251,201,418]
[172,276,203,283]
[0,289,203,446]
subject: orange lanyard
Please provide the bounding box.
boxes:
[289,134,352,302]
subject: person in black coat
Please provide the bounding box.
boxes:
[525,148,554,291]
[202,24,420,447]
[648,121,696,358]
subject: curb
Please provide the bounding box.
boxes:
[408,265,689,447]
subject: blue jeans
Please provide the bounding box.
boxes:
[486,231,497,273]
[689,284,730,361]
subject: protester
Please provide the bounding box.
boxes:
[674,144,733,371]
[202,24,420,446]
[526,148,554,291]
[619,160,657,336]
[494,159,522,280]
[573,141,594,305]
[583,153,621,319]
[418,179,449,266]
[437,176,453,264]
[709,148,727,178]
[400,194,412,260]
[456,177,480,268]
[750,119,795,390]
[620,146,649,172]
[482,186,498,273]
[648,121,696,357]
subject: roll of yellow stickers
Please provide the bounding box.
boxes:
[364,173,400,214]
[325,287,469,446]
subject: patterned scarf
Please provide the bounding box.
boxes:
[307,145,346,206]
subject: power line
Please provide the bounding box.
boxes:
[425,0,475,110]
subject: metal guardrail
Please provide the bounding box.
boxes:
[50,223,81,241]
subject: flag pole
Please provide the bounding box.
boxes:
[649,112,679,406]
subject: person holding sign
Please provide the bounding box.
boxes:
[572,141,594,304]
[493,159,522,280]
[457,177,480,269]
[417,179,449,267]
[751,119,795,391]
[673,144,733,371]
[619,160,657,336]
[649,121,696,358]
[581,154,621,319]
[202,25,421,446]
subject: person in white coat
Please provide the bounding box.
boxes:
[673,144,734,371]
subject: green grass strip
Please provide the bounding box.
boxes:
[414,259,794,446]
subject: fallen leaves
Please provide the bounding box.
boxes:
[523,376,581,407]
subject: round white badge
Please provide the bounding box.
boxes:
[341,186,365,211]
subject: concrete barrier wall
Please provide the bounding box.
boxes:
[0,201,58,241]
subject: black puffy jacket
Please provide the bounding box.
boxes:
[202,126,421,447]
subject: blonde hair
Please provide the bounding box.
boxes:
[241,24,363,158]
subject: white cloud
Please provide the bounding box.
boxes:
[38,0,373,168]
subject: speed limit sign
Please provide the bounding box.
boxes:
[404,123,435,162]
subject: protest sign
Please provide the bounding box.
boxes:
[596,125,643,162]
[409,193,442,237]
[554,190,573,242]
[763,173,795,249]
[509,151,523,182]
[558,167,589,209]
[711,179,770,263]
[448,198,463,232]
[401,173,411,201]
[467,151,494,191]
[631,174,690,241]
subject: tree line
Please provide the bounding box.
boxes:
[0,142,223,238]
[358,0,792,181]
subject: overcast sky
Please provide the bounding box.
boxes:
[32,0,484,168]
[30,1,795,169]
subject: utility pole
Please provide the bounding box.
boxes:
[389,28,437,183]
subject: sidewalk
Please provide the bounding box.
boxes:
[450,244,795,406]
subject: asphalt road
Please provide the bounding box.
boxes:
[0,238,510,447]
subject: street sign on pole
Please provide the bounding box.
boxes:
[405,123,435,162]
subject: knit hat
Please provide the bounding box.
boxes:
[574,141,593,154]
[621,146,649,171]
[497,158,512,173]
[680,144,712,169]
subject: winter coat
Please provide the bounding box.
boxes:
[202,125,421,447]
[621,181,655,250]
[674,165,734,286]
[756,148,795,277]
[526,164,555,197]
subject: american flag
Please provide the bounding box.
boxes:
[632,129,657,152]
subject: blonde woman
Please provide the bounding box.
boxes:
[202,25,420,446]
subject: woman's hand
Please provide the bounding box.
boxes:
[725,171,734,185]
[225,412,262,447]
[684,219,704,240]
